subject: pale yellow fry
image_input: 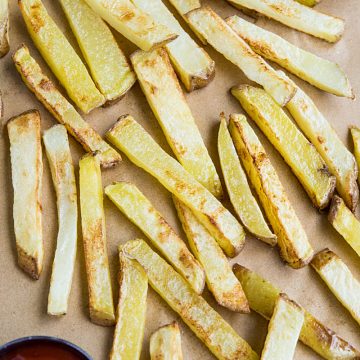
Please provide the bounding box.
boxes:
[0,0,9,57]
[351,126,360,184]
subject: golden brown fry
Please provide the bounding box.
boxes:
[0,0,9,57]
[351,126,360,184]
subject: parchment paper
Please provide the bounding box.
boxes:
[1,0,360,359]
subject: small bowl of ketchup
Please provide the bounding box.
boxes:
[0,336,92,360]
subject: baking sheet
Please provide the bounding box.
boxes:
[1,0,360,358]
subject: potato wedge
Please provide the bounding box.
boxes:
[350,126,360,184]
[105,182,205,294]
[281,71,359,211]
[8,110,43,279]
[106,115,245,258]
[185,6,296,107]
[233,264,360,359]
[130,49,221,198]
[229,114,313,268]
[226,0,344,43]
[130,0,214,92]
[218,116,276,244]
[84,0,177,51]
[0,0,9,58]
[59,0,136,103]
[232,85,336,210]
[311,249,360,327]
[226,16,352,98]
[173,197,249,312]
[43,125,77,316]
[13,45,121,168]
[261,294,304,360]
[19,0,105,113]
[122,239,259,360]
[79,154,115,326]
[150,322,183,360]
[110,249,148,360]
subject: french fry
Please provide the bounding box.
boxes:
[84,0,177,51]
[150,322,183,360]
[131,0,214,92]
[105,182,205,294]
[281,71,359,212]
[226,16,353,98]
[296,0,321,6]
[229,114,313,268]
[130,49,221,198]
[233,264,360,360]
[311,249,360,327]
[106,115,245,258]
[19,0,105,113]
[59,0,136,103]
[122,239,259,360]
[0,0,9,58]
[232,85,336,210]
[173,198,249,312]
[110,250,148,360]
[218,116,276,244]
[13,45,121,168]
[79,154,115,326]
[43,125,77,316]
[226,0,344,43]
[8,110,43,279]
[350,126,360,184]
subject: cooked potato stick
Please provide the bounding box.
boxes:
[218,116,276,244]
[186,6,296,107]
[0,0,9,58]
[226,0,344,43]
[8,110,43,279]
[19,0,105,113]
[79,154,115,326]
[131,49,221,198]
[281,71,359,211]
[110,250,148,360]
[59,0,136,103]
[296,0,320,6]
[226,16,352,98]
[43,125,77,316]
[150,322,183,360]
[122,239,259,360]
[13,45,121,168]
[311,249,360,326]
[351,126,360,184]
[173,198,249,312]
[233,264,360,359]
[229,114,313,268]
[232,85,336,210]
[131,0,214,92]
[84,0,177,51]
[105,182,205,294]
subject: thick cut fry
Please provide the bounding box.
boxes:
[107,116,245,257]
[0,0,9,57]
[282,72,359,211]
[229,115,313,268]
[185,6,296,107]
[13,45,121,168]
[261,294,304,360]
[218,116,276,244]
[131,0,214,92]
[84,0,177,51]
[110,250,148,360]
[59,0,136,103]
[351,126,360,184]
[311,249,360,327]
[105,182,205,294]
[150,322,183,360]
[8,110,43,279]
[233,264,360,360]
[131,49,221,198]
[173,198,249,312]
[122,239,259,360]
[226,0,344,43]
[232,85,336,209]
[43,125,77,316]
[79,154,115,326]
[19,0,105,113]
[226,16,352,98]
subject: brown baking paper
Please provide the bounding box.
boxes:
[1,0,360,359]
